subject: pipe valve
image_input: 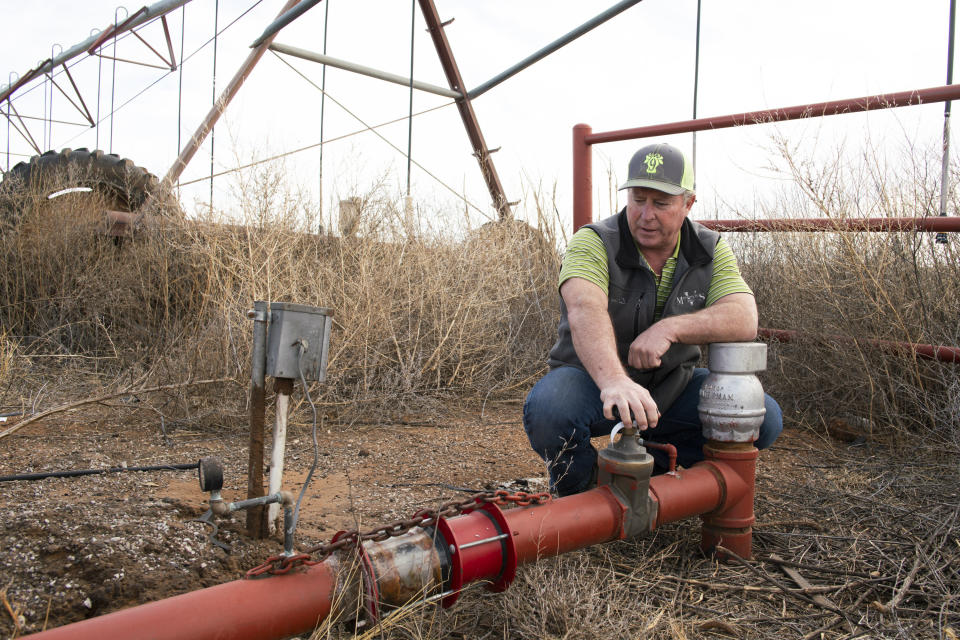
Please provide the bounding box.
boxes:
[597,421,657,537]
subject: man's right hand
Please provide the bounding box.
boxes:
[599,376,660,430]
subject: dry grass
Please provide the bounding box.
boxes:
[0,165,562,423]
[732,139,960,443]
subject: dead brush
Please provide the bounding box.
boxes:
[732,138,960,442]
[0,162,563,423]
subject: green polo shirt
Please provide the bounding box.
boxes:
[558,227,752,321]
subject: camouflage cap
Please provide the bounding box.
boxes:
[618,143,695,195]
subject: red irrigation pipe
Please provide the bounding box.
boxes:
[758,328,960,364]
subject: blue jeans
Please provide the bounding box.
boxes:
[523,366,783,496]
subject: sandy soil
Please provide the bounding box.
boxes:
[0,399,545,637]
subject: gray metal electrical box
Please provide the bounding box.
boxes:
[265,302,333,381]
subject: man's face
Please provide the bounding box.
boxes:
[625,187,695,253]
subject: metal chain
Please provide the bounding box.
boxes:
[246,489,551,578]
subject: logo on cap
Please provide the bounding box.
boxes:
[643,153,664,174]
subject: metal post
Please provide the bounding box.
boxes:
[247,301,269,538]
[267,378,293,532]
[692,0,702,186]
[938,0,956,244]
[466,0,645,100]
[573,123,593,231]
[162,0,301,189]
[418,0,512,221]
[249,0,325,49]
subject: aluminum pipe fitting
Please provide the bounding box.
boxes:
[698,343,767,443]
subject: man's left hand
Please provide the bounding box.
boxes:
[628,321,675,370]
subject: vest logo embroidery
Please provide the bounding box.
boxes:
[677,290,706,307]
[643,153,664,174]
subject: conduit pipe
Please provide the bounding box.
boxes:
[267,378,293,532]
[25,344,766,640]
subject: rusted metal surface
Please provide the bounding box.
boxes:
[586,83,960,145]
[358,528,445,619]
[418,0,512,221]
[759,327,960,364]
[572,123,593,231]
[101,210,134,237]
[246,302,268,538]
[700,216,960,233]
[25,560,339,640]
[162,0,301,189]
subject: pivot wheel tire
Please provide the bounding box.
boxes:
[0,147,181,230]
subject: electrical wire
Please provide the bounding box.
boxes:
[0,462,198,483]
[176,101,452,186]
[290,341,319,534]
[59,0,266,149]
[271,52,493,221]
[210,0,220,212]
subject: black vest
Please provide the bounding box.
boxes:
[547,209,719,411]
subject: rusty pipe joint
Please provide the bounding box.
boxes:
[597,424,658,537]
[209,490,228,517]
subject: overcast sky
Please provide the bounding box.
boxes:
[0,0,955,231]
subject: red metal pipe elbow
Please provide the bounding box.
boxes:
[700,442,759,560]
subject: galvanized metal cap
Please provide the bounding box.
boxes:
[618,143,695,195]
[706,342,767,374]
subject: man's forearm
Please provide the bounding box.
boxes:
[658,293,758,345]
[567,303,629,387]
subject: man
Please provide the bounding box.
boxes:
[524,142,782,496]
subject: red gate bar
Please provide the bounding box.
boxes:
[573,82,960,230]
[758,328,960,364]
[701,217,960,233]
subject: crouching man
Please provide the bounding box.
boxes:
[524,142,782,496]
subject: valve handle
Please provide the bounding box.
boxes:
[610,422,625,444]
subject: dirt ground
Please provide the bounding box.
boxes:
[0,399,546,637]
[1,399,959,639]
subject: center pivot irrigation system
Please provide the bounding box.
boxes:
[0,0,647,228]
